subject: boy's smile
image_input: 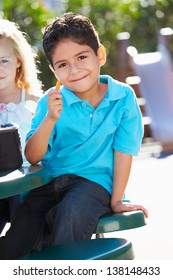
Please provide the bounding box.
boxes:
[51,38,107,106]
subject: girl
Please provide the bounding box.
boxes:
[0,18,43,234]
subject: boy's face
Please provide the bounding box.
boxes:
[51,38,106,98]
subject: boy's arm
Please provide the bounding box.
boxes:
[111,150,148,218]
[25,88,62,164]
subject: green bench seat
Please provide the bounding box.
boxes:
[94,210,146,238]
[18,238,134,260]
[17,210,144,260]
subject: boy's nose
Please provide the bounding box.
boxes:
[69,63,80,74]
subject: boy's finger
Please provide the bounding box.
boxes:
[49,91,62,100]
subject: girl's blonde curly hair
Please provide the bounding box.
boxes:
[0,18,42,96]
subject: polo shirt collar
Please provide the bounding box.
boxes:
[100,75,126,102]
[61,74,126,107]
[61,86,82,106]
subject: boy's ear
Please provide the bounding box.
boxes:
[97,44,106,66]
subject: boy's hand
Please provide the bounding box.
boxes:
[111,201,148,218]
[47,88,63,120]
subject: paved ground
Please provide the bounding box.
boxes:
[106,151,173,260]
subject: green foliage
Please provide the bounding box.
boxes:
[1,0,173,88]
[63,0,173,77]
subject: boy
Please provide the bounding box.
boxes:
[0,12,148,259]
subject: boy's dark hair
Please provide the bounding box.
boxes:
[43,12,101,67]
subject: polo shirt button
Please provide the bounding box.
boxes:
[89,113,93,118]
[82,102,86,106]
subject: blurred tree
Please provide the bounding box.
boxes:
[62,0,173,78]
[1,0,173,87]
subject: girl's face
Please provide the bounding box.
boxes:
[51,38,106,99]
[0,38,20,91]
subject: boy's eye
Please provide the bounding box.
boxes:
[58,62,66,68]
[79,55,87,60]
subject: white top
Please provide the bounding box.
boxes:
[0,89,35,160]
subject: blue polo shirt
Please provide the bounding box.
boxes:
[26,75,143,194]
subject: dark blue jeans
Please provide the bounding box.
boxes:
[0,174,111,259]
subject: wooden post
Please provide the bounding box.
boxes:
[115,32,130,82]
[157,27,173,49]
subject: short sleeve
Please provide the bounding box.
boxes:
[113,86,144,156]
